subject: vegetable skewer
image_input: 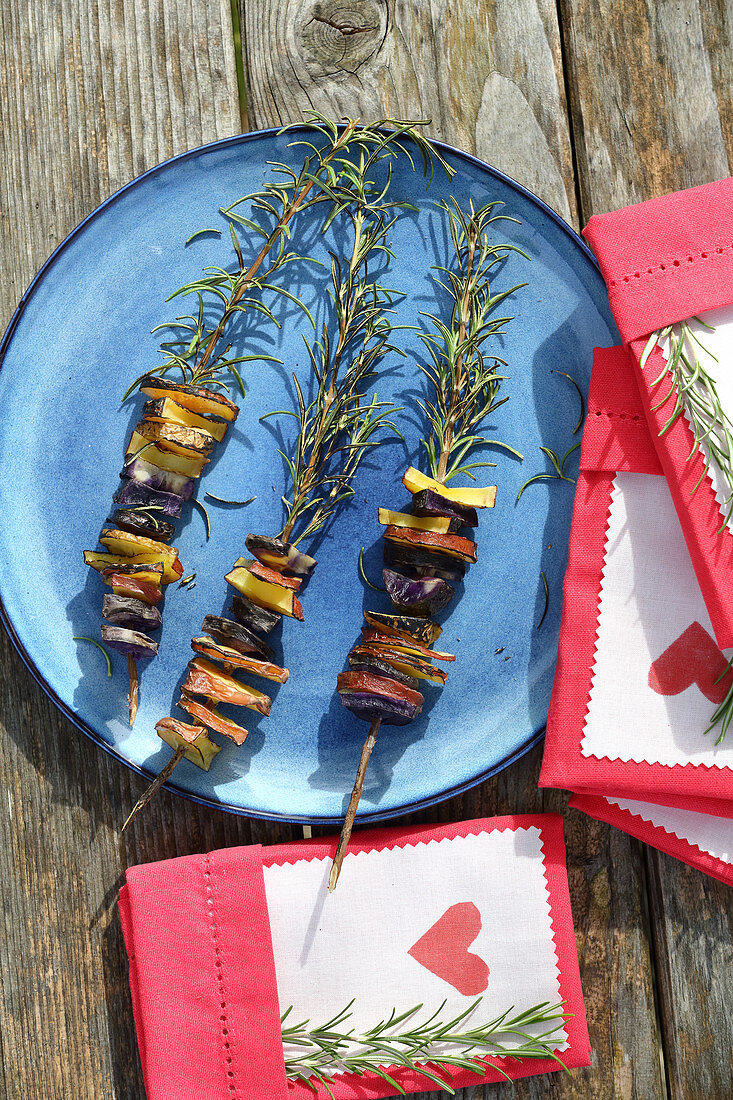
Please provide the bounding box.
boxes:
[83,380,239,725]
[329,198,527,889]
[121,116,453,828]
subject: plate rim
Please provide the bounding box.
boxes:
[0,124,598,824]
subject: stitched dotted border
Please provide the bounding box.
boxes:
[204,855,239,1098]
[607,243,733,288]
[589,409,643,421]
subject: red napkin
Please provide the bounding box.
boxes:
[584,178,733,647]
[119,815,590,1099]
[539,344,733,885]
[537,343,730,818]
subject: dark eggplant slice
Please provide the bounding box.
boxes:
[100,624,159,660]
[363,610,442,647]
[138,375,239,422]
[102,594,163,632]
[114,479,183,517]
[383,568,455,616]
[201,614,272,659]
[107,508,175,543]
[245,533,317,577]
[411,489,479,528]
[339,692,421,725]
[384,540,466,582]
[337,670,423,726]
[122,455,195,500]
[231,593,280,635]
[348,650,420,688]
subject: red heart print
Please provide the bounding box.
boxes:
[407,901,489,995]
[648,621,732,703]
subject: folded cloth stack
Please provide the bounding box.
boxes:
[119,815,590,1099]
[540,177,733,887]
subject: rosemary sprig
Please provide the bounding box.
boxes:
[281,997,569,1097]
[641,318,733,530]
[516,443,580,501]
[266,154,413,545]
[417,198,527,484]
[124,113,452,401]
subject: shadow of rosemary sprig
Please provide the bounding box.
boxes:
[416,198,528,483]
[123,114,453,402]
[281,997,570,1097]
[641,317,733,530]
[516,442,580,502]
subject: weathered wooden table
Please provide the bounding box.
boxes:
[1,3,731,1098]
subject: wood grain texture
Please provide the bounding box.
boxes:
[240,0,579,225]
[559,0,732,217]
[0,0,241,334]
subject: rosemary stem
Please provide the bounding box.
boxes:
[196,119,360,374]
[436,223,477,482]
[329,717,380,891]
[120,745,186,832]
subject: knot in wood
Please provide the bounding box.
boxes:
[300,1,387,77]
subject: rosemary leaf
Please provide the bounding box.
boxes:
[73,636,112,676]
[538,570,549,631]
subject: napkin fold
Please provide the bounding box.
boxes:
[540,343,733,885]
[584,177,733,648]
[119,815,590,1100]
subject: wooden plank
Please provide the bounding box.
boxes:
[0,2,250,1097]
[560,1,733,1095]
[558,0,732,217]
[240,0,579,226]
[0,0,241,334]
[647,851,733,1100]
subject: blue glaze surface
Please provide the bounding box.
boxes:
[0,129,618,822]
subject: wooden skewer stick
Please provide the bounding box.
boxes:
[328,717,381,892]
[127,655,139,727]
[121,746,186,832]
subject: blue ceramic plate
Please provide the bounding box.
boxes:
[0,128,617,823]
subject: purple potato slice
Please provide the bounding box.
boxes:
[347,651,419,688]
[384,540,466,582]
[114,479,183,517]
[231,593,281,635]
[383,568,455,616]
[122,456,195,500]
[102,595,163,632]
[201,614,272,659]
[411,489,478,528]
[107,508,175,543]
[338,691,421,725]
[100,623,159,660]
[245,533,317,577]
